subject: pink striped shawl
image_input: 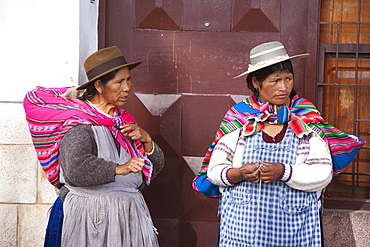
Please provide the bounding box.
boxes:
[23,86,152,188]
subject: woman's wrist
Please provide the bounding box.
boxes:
[115,163,128,175]
[227,167,245,184]
[143,140,154,154]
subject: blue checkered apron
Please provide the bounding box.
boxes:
[218,127,322,247]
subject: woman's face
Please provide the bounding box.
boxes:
[252,71,294,106]
[98,67,132,108]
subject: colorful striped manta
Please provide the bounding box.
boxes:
[193,95,365,196]
[23,86,152,188]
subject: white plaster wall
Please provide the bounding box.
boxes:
[0,0,98,246]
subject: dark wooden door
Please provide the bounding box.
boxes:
[98,1,320,246]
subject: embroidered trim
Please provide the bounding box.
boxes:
[278,163,285,180]
[280,164,292,182]
[221,167,234,186]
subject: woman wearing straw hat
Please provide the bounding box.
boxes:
[24,46,164,246]
[192,41,364,246]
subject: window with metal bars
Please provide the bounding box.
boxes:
[318,0,370,210]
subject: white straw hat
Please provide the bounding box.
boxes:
[233,41,309,79]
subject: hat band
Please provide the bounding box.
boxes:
[248,55,289,72]
[250,45,285,59]
[86,56,127,81]
[250,46,287,64]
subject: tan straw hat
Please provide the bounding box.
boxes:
[77,46,142,90]
[233,41,309,79]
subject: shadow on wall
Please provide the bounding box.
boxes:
[153,218,198,247]
[179,221,197,247]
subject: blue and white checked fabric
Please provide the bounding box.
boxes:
[218,127,322,247]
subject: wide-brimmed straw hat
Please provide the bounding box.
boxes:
[77,46,142,90]
[233,41,309,79]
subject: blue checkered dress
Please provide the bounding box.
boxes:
[218,127,322,247]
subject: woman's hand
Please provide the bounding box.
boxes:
[240,163,260,183]
[227,163,260,184]
[115,157,145,175]
[259,160,283,183]
[120,124,153,153]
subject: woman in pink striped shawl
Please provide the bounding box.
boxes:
[25,46,164,247]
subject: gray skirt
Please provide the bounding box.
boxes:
[61,125,159,247]
[62,185,158,247]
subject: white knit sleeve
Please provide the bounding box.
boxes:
[284,132,333,192]
[207,129,241,187]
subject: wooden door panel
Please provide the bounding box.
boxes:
[133,31,279,95]
[99,0,319,245]
[232,0,280,32]
[136,0,183,30]
[320,0,370,44]
[183,0,231,31]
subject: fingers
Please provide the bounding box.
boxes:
[259,161,283,183]
[260,174,274,183]
[120,124,151,143]
[128,158,144,173]
[239,163,258,173]
[247,170,260,183]
[240,161,278,184]
[116,158,144,175]
[240,163,260,183]
[120,124,138,137]
[239,161,282,183]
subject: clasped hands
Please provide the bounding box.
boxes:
[239,160,283,183]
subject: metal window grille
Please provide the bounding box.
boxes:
[318,0,370,207]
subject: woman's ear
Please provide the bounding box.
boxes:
[94,80,103,94]
[251,76,259,91]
